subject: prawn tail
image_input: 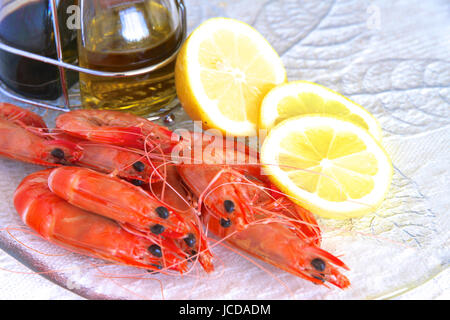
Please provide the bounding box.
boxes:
[307,245,349,271]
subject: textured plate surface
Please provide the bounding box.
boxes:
[0,0,449,299]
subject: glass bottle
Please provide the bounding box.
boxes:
[78,0,186,117]
[0,0,78,100]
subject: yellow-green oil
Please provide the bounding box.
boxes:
[78,1,183,116]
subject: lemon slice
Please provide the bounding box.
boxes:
[261,115,392,219]
[175,18,287,136]
[260,80,382,140]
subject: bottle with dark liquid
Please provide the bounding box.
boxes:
[0,0,78,100]
[78,0,185,117]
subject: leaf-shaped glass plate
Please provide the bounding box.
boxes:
[0,0,449,299]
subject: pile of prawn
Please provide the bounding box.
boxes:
[0,102,350,289]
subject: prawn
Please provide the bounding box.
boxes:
[174,132,320,237]
[55,109,176,152]
[13,169,189,273]
[47,166,214,273]
[0,103,81,166]
[0,103,164,183]
[148,164,214,273]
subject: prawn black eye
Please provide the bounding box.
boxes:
[223,200,235,213]
[150,224,165,235]
[220,218,231,228]
[148,244,162,258]
[311,258,326,272]
[184,233,196,247]
[130,179,143,186]
[51,148,65,160]
[155,206,169,219]
[133,161,145,172]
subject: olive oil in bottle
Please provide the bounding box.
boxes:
[78,0,185,117]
